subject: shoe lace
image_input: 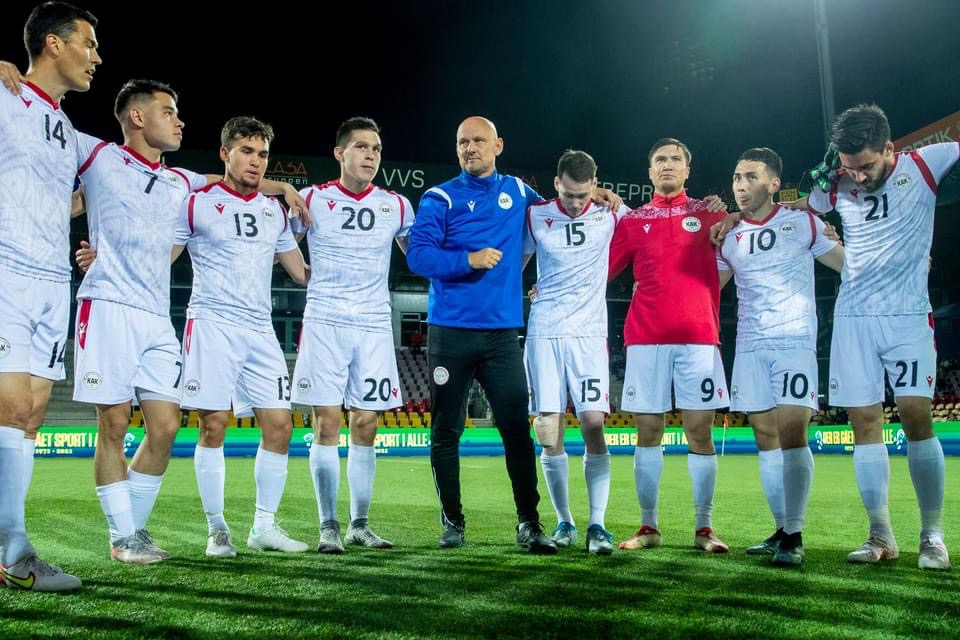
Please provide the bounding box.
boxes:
[25,556,61,577]
[137,529,155,545]
[212,529,232,546]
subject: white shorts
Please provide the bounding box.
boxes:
[181,318,291,414]
[291,322,401,411]
[73,299,181,405]
[730,348,819,412]
[829,315,937,407]
[622,344,729,413]
[524,336,609,415]
[0,267,69,380]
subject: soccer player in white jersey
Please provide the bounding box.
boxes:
[717,148,843,566]
[522,150,627,555]
[802,105,957,570]
[174,117,310,558]
[0,2,100,592]
[292,117,414,553]
[70,80,309,564]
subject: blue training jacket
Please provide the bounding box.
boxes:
[407,170,541,329]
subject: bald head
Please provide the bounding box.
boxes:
[456,116,503,177]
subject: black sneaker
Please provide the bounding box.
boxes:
[746,528,784,556]
[516,521,558,555]
[771,531,804,566]
[438,522,465,549]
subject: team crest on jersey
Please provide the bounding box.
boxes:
[545,218,553,228]
[297,378,311,392]
[625,386,636,401]
[263,207,274,219]
[379,203,394,217]
[183,379,201,396]
[0,337,10,359]
[433,366,450,386]
[498,193,513,209]
[779,222,795,234]
[681,216,701,233]
[594,215,604,223]
[83,371,103,391]
[894,173,911,189]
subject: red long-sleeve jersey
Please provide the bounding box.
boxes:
[608,191,725,346]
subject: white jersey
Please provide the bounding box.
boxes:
[294,180,414,333]
[809,142,960,317]
[176,182,297,332]
[523,200,625,338]
[0,81,78,282]
[718,205,837,352]
[76,132,206,315]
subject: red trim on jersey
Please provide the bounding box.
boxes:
[929,312,938,351]
[77,140,109,176]
[829,190,838,210]
[554,197,591,219]
[909,150,938,194]
[335,180,375,201]
[650,190,688,208]
[120,145,162,170]
[22,81,60,110]
[76,299,93,350]
[390,191,406,227]
[305,189,315,209]
[282,204,289,232]
[167,167,193,190]
[187,194,197,234]
[212,181,258,202]
[184,319,194,355]
[740,204,781,226]
[807,211,817,249]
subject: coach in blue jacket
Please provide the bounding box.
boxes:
[408,117,619,553]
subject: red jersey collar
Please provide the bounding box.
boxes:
[741,204,781,226]
[120,145,162,171]
[555,198,591,218]
[22,80,60,110]
[650,190,688,208]
[335,180,375,201]
[213,181,259,202]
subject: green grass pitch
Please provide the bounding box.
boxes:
[1,455,958,639]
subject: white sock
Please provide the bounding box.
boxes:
[0,426,33,565]
[347,443,376,523]
[853,442,893,541]
[541,452,573,525]
[688,453,717,531]
[127,468,163,531]
[253,447,288,532]
[634,446,663,529]
[758,448,785,530]
[309,444,340,525]
[194,445,228,533]
[907,437,945,538]
[782,447,814,535]
[96,480,136,544]
[583,452,611,528]
[21,437,36,501]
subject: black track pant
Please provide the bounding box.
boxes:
[427,326,540,526]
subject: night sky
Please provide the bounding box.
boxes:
[2,0,958,197]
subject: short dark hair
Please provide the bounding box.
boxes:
[648,137,692,166]
[737,147,783,178]
[556,149,597,183]
[221,116,274,148]
[24,2,97,61]
[831,104,891,154]
[114,79,178,122]
[336,116,380,148]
